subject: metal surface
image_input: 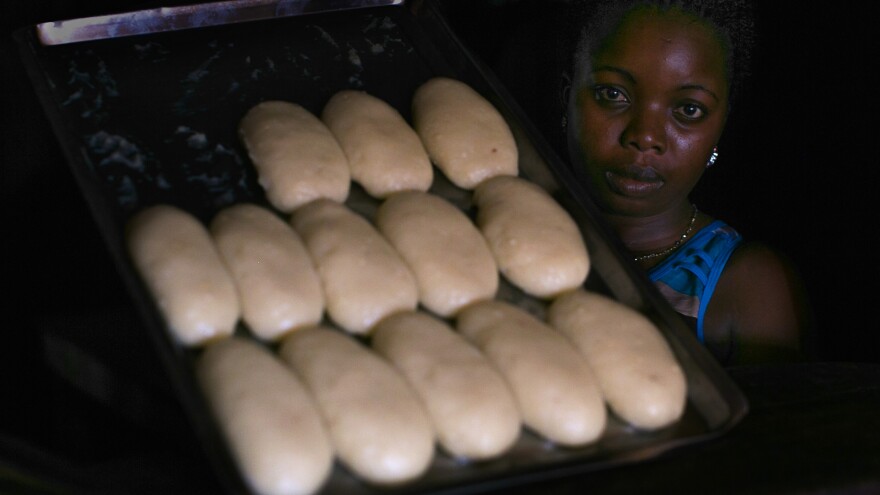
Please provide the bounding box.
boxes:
[14,1,748,493]
[36,0,403,45]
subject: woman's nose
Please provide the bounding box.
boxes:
[621,107,667,154]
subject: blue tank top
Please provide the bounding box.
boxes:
[647,220,743,343]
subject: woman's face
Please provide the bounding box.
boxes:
[573,8,729,218]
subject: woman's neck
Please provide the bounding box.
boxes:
[604,203,705,266]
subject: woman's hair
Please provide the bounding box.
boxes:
[566,0,756,106]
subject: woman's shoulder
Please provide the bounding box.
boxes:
[704,239,812,364]
[724,240,810,299]
[727,239,788,272]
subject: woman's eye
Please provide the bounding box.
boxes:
[676,103,706,120]
[593,86,628,103]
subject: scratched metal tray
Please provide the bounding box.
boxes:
[14,1,748,493]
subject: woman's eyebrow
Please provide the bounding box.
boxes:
[591,65,635,84]
[680,84,720,102]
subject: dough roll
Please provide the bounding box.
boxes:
[196,336,334,495]
[411,77,518,189]
[279,326,435,486]
[321,89,433,198]
[375,190,498,318]
[291,199,418,335]
[239,100,350,213]
[371,310,521,461]
[473,175,590,298]
[126,204,239,346]
[455,300,607,446]
[547,289,687,430]
[210,203,324,341]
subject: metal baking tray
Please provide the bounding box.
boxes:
[14,0,748,493]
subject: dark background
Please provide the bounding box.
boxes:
[0,0,877,491]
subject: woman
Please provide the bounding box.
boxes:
[565,0,811,365]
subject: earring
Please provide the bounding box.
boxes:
[706,146,719,168]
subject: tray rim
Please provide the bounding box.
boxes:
[34,0,405,46]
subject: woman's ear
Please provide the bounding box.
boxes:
[559,70,573,107]
[560,76,571,128]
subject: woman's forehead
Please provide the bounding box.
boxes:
[594,8,728,86]
[601,8,723,57]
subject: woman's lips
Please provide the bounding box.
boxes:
[604,169,664,197]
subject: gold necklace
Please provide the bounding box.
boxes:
[633,204,698,262]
